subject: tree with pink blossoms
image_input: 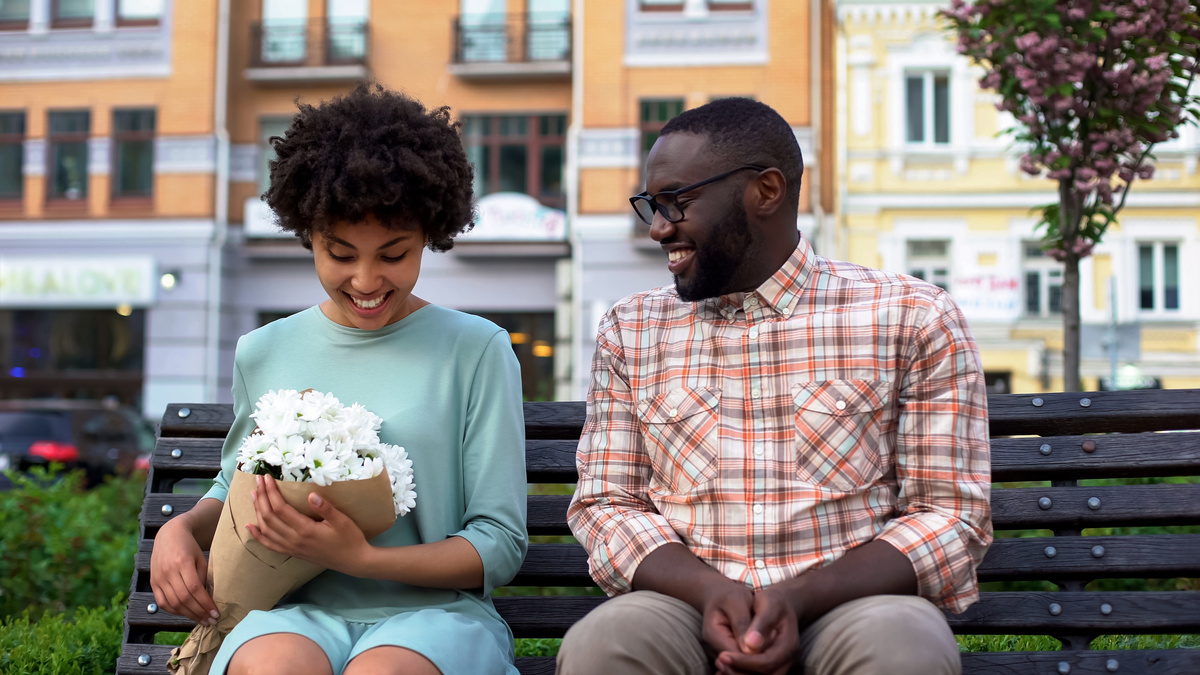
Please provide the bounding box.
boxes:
[943,0,1200,391]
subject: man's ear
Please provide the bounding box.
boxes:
[746,168,787,218]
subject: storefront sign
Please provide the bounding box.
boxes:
[952,273,1021,320]
[0,256,157,307]
[460,192,567,242]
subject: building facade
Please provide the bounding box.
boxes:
[833,0,1200,392]
[220,0,574,405]
[0,0,226,417]
[569,0,832,397]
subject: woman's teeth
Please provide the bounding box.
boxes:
[351,295,385,309]
[669,249,692,263]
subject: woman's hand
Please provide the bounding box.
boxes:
[245,474,372,575]
[149,516,220,626]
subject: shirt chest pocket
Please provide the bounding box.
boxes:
[791,379,891,492]
[636,386,722,494]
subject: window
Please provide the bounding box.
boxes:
[257,117,293,193]
[0,112,24,202]
[112,109,155,199]
[462,114,566,208]
[53,0,94,27]
[905,71,950,145]
[468,311,556,401]
[327,0,368,63]
[117,0,163,26]
[260,0,308,64]
[0,0,30,30]
[640,99,684,159]
[1138,242,1180,311]
[47,111,89,202]
[1023,243,1063,317]
[640,0,752,9]
[984,371,1011,395]
[906,240,950,291]
[1,308,145,404]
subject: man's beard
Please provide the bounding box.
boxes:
[674,201,754,302]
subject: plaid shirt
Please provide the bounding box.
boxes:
[568,236,992,613]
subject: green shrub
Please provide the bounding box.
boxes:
[0,598,124,674]
[515,638,562,657]
[0,468,144,619]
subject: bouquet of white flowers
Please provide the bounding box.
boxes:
[169,389,416,675]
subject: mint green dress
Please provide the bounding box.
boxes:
[203,305,528,675]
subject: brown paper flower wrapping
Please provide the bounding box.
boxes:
[167,469,396,674]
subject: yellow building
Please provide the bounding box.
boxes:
[569,0,833,396]
[833,0,1200,393]
[0,0,226,415]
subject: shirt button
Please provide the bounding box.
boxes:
[753,445,764,456]
[669,408,679,417]
[747,297,759,307]
[753,504,764,514]
[782,306,792,316]
[755,559,766,569]
[751,389,761,399]
[835,400,847,411]
[748,328,759,339]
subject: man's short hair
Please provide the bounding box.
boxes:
[659,98,803,210]
[264,82,475,252]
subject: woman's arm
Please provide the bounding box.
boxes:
[149,497,224,624]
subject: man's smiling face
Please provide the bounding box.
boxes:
[645,132,758,302]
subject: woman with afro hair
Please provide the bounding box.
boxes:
[150,83,528,675]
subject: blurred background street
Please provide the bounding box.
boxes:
[1,0,1198,433]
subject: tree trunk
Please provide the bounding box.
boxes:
[1062,251,1082,392]
[1058,179,1083,392]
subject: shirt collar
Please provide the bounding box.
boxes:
[707,236,814,319]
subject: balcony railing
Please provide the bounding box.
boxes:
[451,13,571,78]
[249,18,369,73]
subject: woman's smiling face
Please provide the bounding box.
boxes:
[312,215,427,330]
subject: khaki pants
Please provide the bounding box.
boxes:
[556,592,961,675]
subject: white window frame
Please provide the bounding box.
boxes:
[887,35,973,174]
[1021,242,1063,317]
[905,239,952,292]
[903,69,951,147]
[1136,240,1182,314]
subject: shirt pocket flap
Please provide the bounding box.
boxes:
[637,386,722,424]
[791,379,890,416]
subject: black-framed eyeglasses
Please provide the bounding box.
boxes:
[629,165,767,225]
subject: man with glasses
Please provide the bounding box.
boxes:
[559,98,991,675]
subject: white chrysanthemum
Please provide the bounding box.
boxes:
[237,389,416,516]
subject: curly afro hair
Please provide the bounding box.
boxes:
[264,82,475,252]
[659,97,803,211]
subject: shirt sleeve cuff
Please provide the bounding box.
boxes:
[591,511,684,596]
[877,513,983,614]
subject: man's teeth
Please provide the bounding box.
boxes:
[351,295,384,309]
[669,249,692,263]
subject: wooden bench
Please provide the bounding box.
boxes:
[119,389,1200,675]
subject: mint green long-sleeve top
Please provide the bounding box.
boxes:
[203,304,528,644]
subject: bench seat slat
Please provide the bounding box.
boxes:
[512,651,1200,675]
[116,645,1200,675]
[127,590,1200,638]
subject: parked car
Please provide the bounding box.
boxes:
[0,399,153,486]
